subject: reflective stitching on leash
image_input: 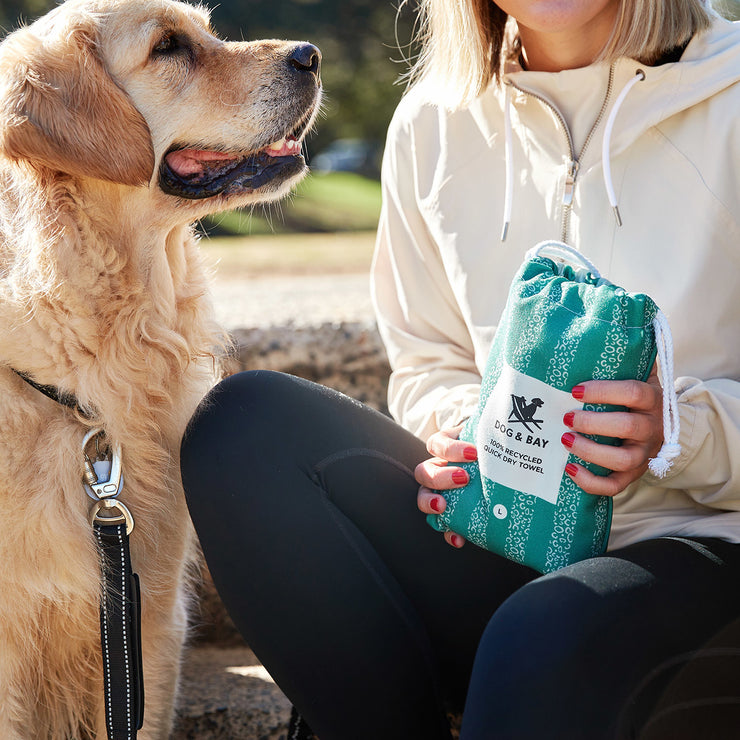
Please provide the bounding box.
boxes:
[118,525,132,739]
[97,527,114,735]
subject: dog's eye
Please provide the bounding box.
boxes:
[152,32,185,56]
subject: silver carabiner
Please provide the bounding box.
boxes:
[82,428,133,534]
[81,427,124,500]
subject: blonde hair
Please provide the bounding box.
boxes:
[409,0,715,108]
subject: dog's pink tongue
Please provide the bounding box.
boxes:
[166,149,236,176]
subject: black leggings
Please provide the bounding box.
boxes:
[181,371,740,740]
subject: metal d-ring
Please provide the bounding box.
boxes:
[89,498,135,536]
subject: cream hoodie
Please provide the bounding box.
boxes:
[371,17,740,549]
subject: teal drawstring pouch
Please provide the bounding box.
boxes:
[427,241,680,573]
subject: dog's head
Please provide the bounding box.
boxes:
[0,0,321,213]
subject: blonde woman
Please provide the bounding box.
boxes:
[182,1,740,737]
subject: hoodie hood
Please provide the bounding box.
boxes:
[499,16,740,157]
[472,16,740,241]
[605,16,740,157]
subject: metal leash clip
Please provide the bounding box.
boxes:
[82,427,134,535]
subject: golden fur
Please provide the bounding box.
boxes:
[0,1,321,737]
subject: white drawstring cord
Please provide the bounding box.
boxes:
[526,240,602,277]
[501,83,514,242]
[602,69,645,226]
[648,310,682,478]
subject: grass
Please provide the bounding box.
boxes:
[200,171,382,236]
[199,230,377,278]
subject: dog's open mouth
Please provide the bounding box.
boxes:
[159,135,305,200]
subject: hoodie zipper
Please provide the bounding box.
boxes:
[508,63,616,243]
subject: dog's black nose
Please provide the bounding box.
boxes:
[288,43,321,77]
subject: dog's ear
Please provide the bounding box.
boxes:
[0,24,155,186]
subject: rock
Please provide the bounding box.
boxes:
[173,646,292,740]
[223,322,391,415]
[173,646,461,740]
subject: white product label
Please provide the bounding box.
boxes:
[477,362,582,504]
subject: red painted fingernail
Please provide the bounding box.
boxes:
[463,447,478,461]
[572,385,585,400]
[563,411,575,428]
[561,432,575,448]
[451,469,469,485]
[429,496,442,512]
[565,463,578,477]
[450,534,463,548]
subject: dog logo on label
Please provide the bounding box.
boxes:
[508,395,544,434]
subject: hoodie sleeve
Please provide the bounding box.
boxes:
[644,377,740,511]
[370,102,481,441]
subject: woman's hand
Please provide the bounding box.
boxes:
[562,365,664,497]
[415,424,477,548]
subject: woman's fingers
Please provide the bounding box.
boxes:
[417,486,447,514]
[417,488,466,547]
[425,424,477,463]
[561,432,651,473]
[444,531,466,548]
[572,366,661,412]
[414,457,470,490]
[564,463,638,497]
[416,426,473,549]
[415,425,476,490]
[563,408,656,442]
[564,368,665,496]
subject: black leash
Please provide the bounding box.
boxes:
[12,369,144,738]
[288,707,318,740]
[94,521,145,739]
[84,428,145,740]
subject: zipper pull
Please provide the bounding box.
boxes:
[563,159,579,206]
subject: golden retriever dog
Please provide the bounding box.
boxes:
[0,0,321,737]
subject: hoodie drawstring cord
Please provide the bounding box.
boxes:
[501,68,646,241]
[501,83,514,242]
[602,69,646,227]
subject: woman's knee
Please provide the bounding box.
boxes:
[184,370,299,447]
[462,570,619,739]
[478,572,603,679]
[180,371,296,513]
[462,554,682,739]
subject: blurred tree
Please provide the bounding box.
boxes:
[0,0,54,29]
